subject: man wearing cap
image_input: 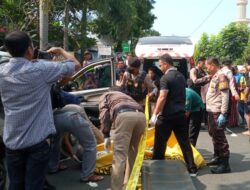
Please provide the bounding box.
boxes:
[121,57,158,103]
[99,90,146,190]
[82,50,92,67]
[205,57,231,174]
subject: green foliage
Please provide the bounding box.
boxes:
[140,29,160,37]
[240,34,250,64]
[220,23,249,61]
[0,0,158,53]
[194,22,250,65]
[193,33,210,63]
[91,0,156,51]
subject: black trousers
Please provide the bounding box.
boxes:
[0,136,5,190]
[152,113,197,172]
[207,112,230,158]
[187,110,203,147]
[0,159,6,190]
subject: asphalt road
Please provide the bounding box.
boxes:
[47,126,250,190]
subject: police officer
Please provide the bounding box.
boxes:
[121,57,157,103]
[150,54,197,176]
[205,57,231,174]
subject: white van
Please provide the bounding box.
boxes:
[135,36,195,79]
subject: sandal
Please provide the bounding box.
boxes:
[80,174,104,183]
[48,164,68,174]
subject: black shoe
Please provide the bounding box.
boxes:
[210,164,231,174]
[188,168,198,177]
[210,157,231,174]
[206,156,220,166]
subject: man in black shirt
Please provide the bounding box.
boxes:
[150,53,197,176]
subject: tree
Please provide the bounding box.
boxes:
[1,0,158,54]
[91,0,156,52]
[140,29,160,37]
[219,23,249,61]
[193,33,210,62]
[239,34,250,64]
[193,22,250,64]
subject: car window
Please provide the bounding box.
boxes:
[72,62,112,91]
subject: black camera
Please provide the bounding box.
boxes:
[37,50,53,60]
[33,48,53,60]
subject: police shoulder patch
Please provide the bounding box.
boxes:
[218,74,229,91]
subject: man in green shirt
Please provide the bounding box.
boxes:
[185,85,205,147]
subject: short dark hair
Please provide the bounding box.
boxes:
[222,59,232,66]
[148,66,157,73]
[246,58,250,65]
[128,57,141,68]
[4,31,32,57]
[206,57,220,66]
[198,57,205,62]
[159,54,173,65]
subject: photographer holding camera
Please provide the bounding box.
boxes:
[0,31,80,190]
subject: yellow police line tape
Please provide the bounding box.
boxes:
[126,96,150,190]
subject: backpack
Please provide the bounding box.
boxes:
[60,90,80,105]
[125,71,147,102]
[51,84,81,109]
[51,84,65,109]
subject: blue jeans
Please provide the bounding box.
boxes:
[49,111,96,178]
[6,139,51,190]
[238,101,246,124]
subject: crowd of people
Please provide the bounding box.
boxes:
[0,30,250,190]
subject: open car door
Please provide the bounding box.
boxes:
[64,58,115,125]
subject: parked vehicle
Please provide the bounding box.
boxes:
[135,36,195,79]
[64,58,116,126]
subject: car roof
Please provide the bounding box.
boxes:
[137,36,193,45]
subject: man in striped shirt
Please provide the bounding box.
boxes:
[0,31,80,190]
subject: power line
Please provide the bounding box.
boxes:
[189,0,224,37]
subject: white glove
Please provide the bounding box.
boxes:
[149,114,158,126]
[104,138,111,153]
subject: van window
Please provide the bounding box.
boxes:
[142,58,188,79]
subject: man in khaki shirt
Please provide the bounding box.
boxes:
[205,57,231,174]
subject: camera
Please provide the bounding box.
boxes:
[33,48,53,60]
[37,51,53,60]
